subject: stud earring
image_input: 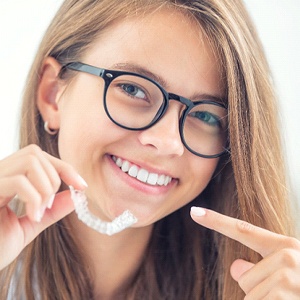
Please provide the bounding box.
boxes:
[44,121,58,135]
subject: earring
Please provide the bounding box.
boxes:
[44,121,58,135]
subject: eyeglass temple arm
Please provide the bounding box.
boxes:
[65,62,105,77]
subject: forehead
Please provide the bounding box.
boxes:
[82,8,225,98]
[84,8,215,63]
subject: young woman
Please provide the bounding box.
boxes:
[0,0,299,299]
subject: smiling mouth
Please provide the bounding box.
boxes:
[112,155,173,186]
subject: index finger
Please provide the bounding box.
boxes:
[44,152,88,190]
[190,206,286,257]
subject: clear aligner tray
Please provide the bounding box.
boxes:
[69,186,138,236]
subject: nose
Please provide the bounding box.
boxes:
[137,103,185,157]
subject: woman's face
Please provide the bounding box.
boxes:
[57,9,225,227]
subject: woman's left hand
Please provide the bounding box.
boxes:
[190,207,300,299]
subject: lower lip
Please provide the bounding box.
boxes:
[106,155,176,195]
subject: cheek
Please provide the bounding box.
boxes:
[57,118,93,169]
[185,158,218,199]
[56,85,103,163]
[56,90,127,169]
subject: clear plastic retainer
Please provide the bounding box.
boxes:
[69,186,138,236]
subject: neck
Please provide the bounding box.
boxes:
[67,212,153,299]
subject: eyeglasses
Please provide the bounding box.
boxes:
[62,62,229,158]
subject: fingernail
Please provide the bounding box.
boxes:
[34,206,46,222]
[78,174,88,188]
[47,194,55,209]
[191,206,206,217]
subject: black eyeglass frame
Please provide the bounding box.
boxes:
[62,62,229,158]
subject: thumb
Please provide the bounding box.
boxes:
[230,259,254,282]
[19,190,75,246]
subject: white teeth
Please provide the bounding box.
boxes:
[116,157,122,167]
[157,174,165,186]
[147,173,158,185]
[164,176,171,186]
[137,168,148,183]
[128,165,138,177]
[112,156,172,186]
[121,160,130,172]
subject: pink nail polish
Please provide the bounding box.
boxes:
[191,206,206,217]
[47,194,55,209]
[34,206,46,222]
[78,175,88,187]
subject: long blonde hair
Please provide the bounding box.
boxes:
[1,0,294,299]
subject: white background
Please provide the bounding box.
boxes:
[0,1,299,203]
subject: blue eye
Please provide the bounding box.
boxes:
[190,111,221,127]
[121,84,146,99]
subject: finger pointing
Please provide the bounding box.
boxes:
[190,206,286,257]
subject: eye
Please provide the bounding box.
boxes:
[190,111,221,127]
[121,84,146,100]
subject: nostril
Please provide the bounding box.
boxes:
[137,108,185,156]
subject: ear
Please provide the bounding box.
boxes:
[37,57,65,131]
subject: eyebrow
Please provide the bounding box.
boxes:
[110,62,226,104]
[110,62,168,88]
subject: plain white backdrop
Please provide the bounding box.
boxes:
[0,1,299,202]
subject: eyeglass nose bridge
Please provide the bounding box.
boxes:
[153,92,193,129]
[168,93,194,109]
[146,92,190,132]
[152,92,193,125]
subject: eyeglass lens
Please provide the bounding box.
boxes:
[105,74,228,157]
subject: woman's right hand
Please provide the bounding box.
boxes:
[0,144,87,271]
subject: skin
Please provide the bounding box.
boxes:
[53,12,222,227]
[0,7,299,300]
[0,145,86,270]
[1,9,223,298]
[191,207,300,299]
[49,10,222,297]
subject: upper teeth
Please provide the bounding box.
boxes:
[112,156,172,186]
